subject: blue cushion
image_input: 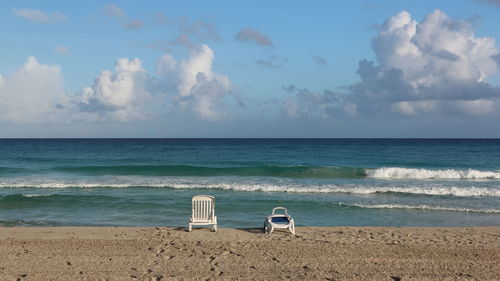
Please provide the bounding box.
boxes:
[271,216,290,223]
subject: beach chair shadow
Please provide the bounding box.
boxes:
[236,228,266,234]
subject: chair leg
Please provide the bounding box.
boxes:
[264,221,273,234]
[213,224,217,232]
[189,224,192,232]
[290,223,295,235]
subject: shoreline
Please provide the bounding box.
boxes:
[1,226,498,280]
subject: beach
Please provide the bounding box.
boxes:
[0,226,498,280]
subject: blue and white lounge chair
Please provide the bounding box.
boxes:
[264,207,295,235]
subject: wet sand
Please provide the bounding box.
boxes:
[0,226,498,280]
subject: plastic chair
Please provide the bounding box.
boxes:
[264,207,295,235]
[188,195,217,232]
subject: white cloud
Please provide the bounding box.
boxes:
[157,44,232,120]
[76,58,151,122]
[2,45,234,124]
[391,101,438,115]
[74,44,233,121]
[0,57,65,123]
[362,9,500,115]
[392,99,496,116]
[13,8,67,24]
[373,10,498,86]
[453,99,496,115]
[283,9,500,119]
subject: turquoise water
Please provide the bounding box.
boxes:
[0,139,499,227]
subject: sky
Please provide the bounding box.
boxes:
[1,0,500,137]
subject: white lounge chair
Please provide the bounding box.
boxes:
[264,207,295,235]
[188,195,217,232]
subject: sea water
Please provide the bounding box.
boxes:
[0,139,499,227]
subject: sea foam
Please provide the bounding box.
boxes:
[341,203,500,213]
[1,177,498,197]
[367,167,500,180]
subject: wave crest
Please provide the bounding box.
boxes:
[367,167,500,180]
[341,203,500,214]
[0,178,498,197]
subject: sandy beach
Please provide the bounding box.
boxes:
[0,226,498,280]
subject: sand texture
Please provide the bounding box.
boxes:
[0,226,498,281]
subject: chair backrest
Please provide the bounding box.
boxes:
[272,207,288,216]
[192,195,215,221]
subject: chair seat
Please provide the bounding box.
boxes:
[271,216,290,223]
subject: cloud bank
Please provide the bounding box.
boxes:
[0,45,233,124]
[283,9,500,119]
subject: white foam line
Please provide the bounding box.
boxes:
[1,180,499,197]
[21,194,54,197]
[343,203,500,214]
[367,167,500,180]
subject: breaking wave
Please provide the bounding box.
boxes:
[1,165,496,180]
[367,167,500,180]
[340,203,500,214]
[0,177,498,197]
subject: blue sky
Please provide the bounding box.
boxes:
[1,0,500,137]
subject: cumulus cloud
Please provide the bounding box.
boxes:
[235,28,274,47]
[283,9,500,119]
[13,8,67,24]
[1,44,234,124]
[0,57,66,123]
[157,44,232,120]
[76,45,233,122]
[76,58,151,121]
[102,4,125,18]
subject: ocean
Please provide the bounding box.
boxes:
[0,139,499,228]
